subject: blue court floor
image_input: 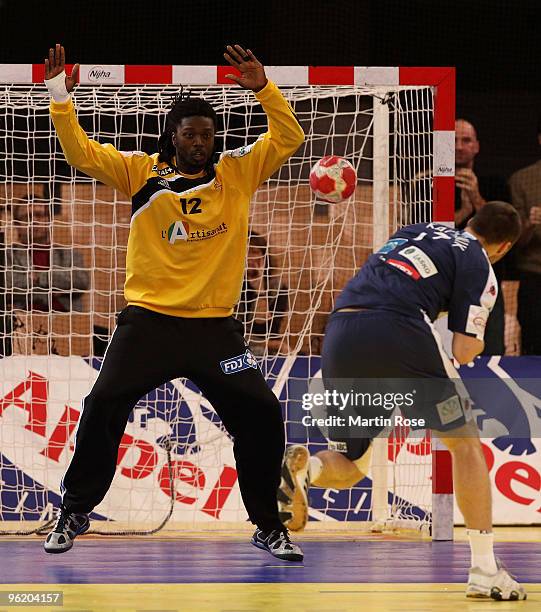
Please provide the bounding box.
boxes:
[1,539,540,584]
[0,534,539,611]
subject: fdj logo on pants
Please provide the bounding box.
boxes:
[220,350,259,374]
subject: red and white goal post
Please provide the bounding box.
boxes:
[0,65,455,538]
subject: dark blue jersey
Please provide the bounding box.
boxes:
[335,223,498,340]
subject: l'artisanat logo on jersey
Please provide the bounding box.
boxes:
[163,221,228,244]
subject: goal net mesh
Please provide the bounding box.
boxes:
[0,82,434,533]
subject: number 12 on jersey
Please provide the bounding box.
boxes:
[180,197,202,215]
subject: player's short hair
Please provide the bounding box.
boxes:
[468,201,522,245]
[157,86,218,170]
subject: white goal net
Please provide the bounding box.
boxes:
[0,77,440,534]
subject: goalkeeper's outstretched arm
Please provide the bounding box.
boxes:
[219,44,305,196]
[44,44,151,198]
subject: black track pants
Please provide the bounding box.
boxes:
[62,306,285,532]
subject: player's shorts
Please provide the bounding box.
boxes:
[320,309,472,459]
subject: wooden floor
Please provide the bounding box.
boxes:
[0,528,539,611]
[1,582,537,611]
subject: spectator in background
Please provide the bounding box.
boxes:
[455,119,510,227]
[7,197,89,312]
[455,119,511,355]
[237,232,288,355]
[509,117,541,354]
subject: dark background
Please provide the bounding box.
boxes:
[1,0,540,180]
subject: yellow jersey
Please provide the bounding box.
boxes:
[50,80,304,318]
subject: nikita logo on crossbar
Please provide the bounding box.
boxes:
[220,349,259,374]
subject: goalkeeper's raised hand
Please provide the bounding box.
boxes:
[44,43,79,100]
[223,44,267,92]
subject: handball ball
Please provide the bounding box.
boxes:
[309,156,357,203]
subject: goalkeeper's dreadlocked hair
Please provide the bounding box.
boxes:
[157,86,218,172]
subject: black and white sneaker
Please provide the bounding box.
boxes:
[43,505,90,554]
[251,528,304,562]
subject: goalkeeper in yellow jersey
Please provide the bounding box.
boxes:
[42,43,304,562]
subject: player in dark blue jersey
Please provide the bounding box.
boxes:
[279,202,526,600]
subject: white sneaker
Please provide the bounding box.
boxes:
[43,505,90,554]
[251,528,304,562]
[467,559,527,600]
[277,445,310,531]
